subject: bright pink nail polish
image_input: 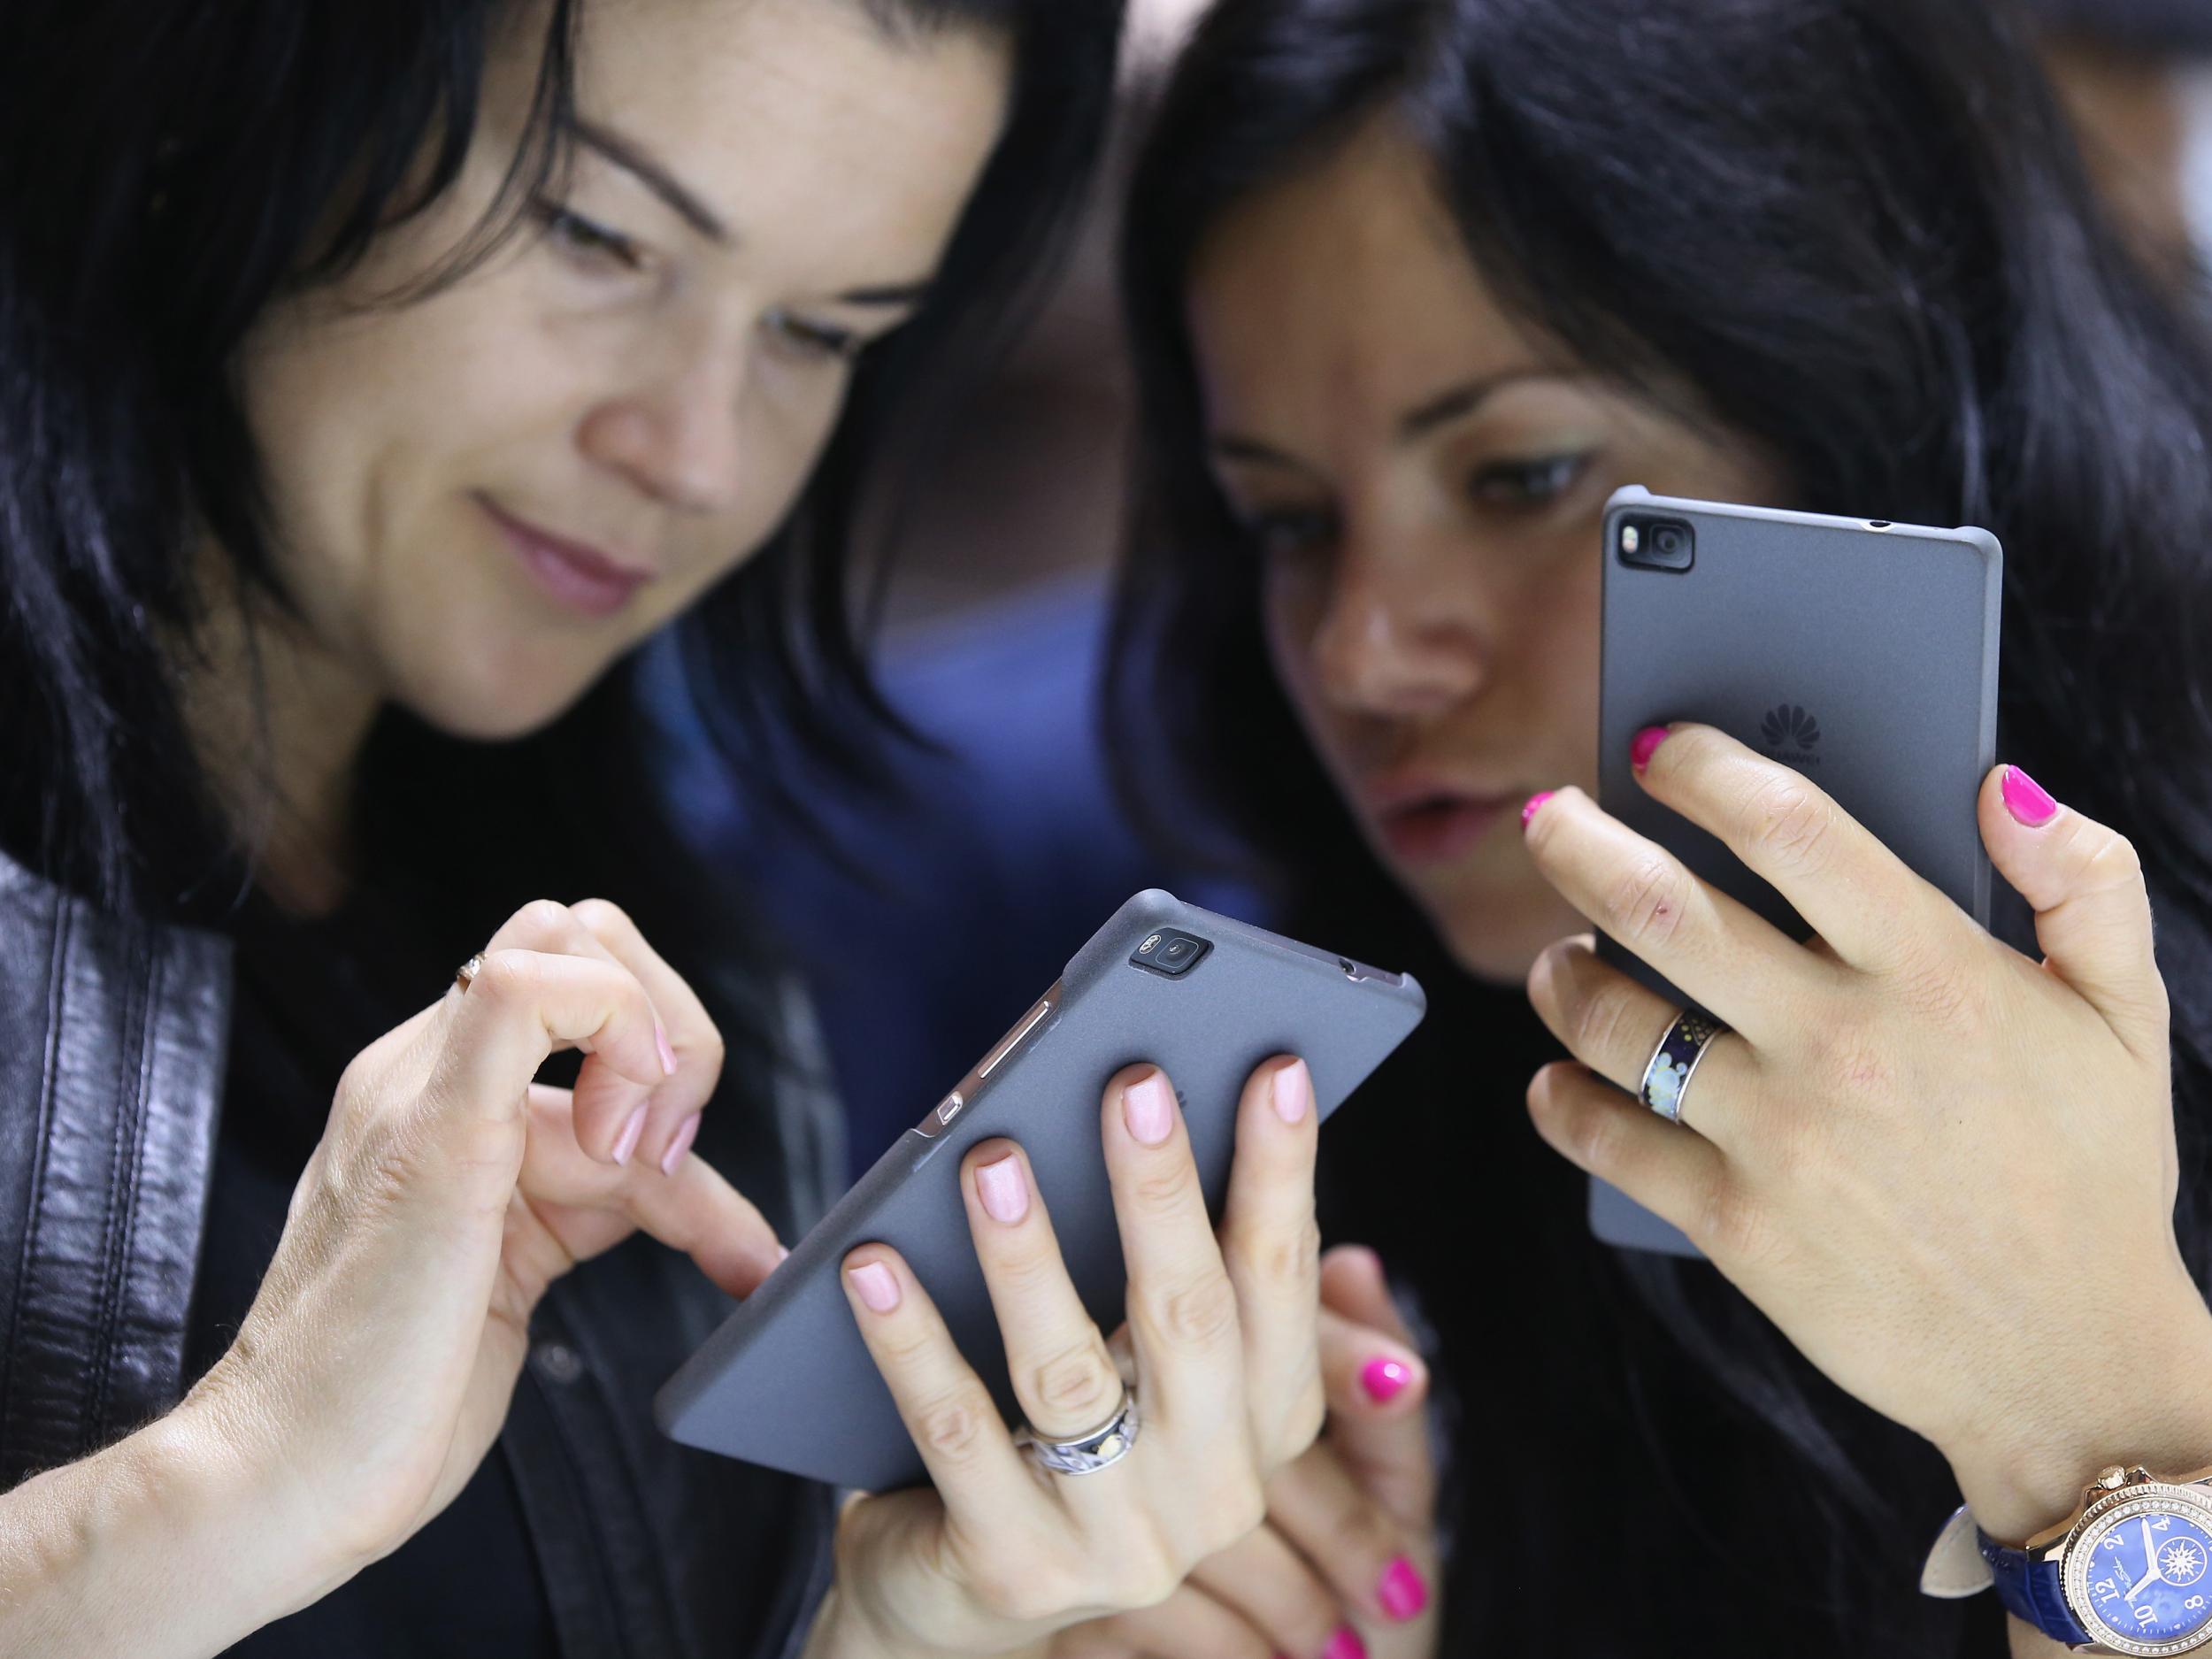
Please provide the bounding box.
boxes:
[1521,790,1555,826]
[848,1262,900,1313]
[659,1110,701,1177]
[1272,1059,1311,1125]
[974,1154,1029,1224]
[1361,1356,1413,1403]
[2002,764,2059,827]
[1325,1628,1370,1659]
[655,1021,678,1077]
[1123,1071,1174,1146]
[1632,726,1671,772]
[1378,1556,1428,1621]
[611,1102,649,1166]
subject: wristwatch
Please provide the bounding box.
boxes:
[1924,1465,2212,1655]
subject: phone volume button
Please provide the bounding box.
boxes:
[936,1092,965,1126]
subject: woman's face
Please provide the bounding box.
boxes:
[237,0,1009,739]
[1187,119,1781,985]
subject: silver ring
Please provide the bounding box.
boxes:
[1014,1386,1139,1476]
[1640,1010,1728,1125]
[454,953,486,994]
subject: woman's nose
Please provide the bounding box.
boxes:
[1308,551,1487,719]
[578,350,748,515]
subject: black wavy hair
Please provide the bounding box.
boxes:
[1110,0,2212,1650]
[0,0,1120,1086]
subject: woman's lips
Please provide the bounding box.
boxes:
[1374,795,1515,866]
[478,495,652,618]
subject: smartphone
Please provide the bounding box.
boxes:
[655,889,1427,1489]
[1592,488,2001,1255]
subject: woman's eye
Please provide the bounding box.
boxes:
[1240,505,1339,562]
[533,202,644,273]
[764,309,864,365]
[1467,453,1589,507]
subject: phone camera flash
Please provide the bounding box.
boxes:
[1621,525,1641,555]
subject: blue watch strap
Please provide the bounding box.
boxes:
[1978,1530,2093,1648]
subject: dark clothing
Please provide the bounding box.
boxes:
[0,842,843,1658]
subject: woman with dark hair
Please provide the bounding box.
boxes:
[0,1,1392,1654]
[1111,0,2212,1653]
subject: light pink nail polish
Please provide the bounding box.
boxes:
[659,1110,701,1176]
[1123,1071,1174,1146]
[611,1102,649,1166]
[1631,726,1671,772]
[974,1154,1029,1225]
[1522,790,1555,826]
[2002,764,2059,827]
[1378,1556,1428,1621]
[1271,1059,1311,1125]
[1325,1627,1371,1659]
[655,1021,678,1077]
[847,1262,900,1313]
[1361,1356,1413,1404]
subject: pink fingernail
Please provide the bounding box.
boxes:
[655,1020,678,1077]
[974,1154,1029,1225]
[1378,1556,1428,1621]
[2002,764,2059,827]
[1123,1070,1174,1146]
[847,1262,900,1313]
[611,1102,648,1166]
[1632,726,1671,772]
[1271,1059,1311,1125]
[1521,790,1555,826]
[1325,1628,1371,1659]
[659,1110,701,1176]
[1361,1356,1413,1404]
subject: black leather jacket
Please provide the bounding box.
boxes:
[0,844,844,1657]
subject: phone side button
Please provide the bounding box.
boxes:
[914,1090,966,1140]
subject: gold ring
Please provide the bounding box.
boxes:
[454,953,486,994]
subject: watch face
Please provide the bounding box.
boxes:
[2069,1493,2212,1655]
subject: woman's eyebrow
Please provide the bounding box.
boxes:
[573,119,731,244]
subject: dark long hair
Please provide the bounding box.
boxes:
[1109,0,2212,1650]
[0,0,1120,1104]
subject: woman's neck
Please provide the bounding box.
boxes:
[174,584,382,920]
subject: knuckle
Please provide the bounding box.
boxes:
[1149,1270,1240,1348]
[2082,827,2148,896]
[1226,1211,1321,1295]
[1101,1538,1182,1611]
[910,1385,997,1467]
[1741,774,1838,876]
[964,1553,1083,1625]
[566,896,636,939]
[1570,1098,1634,1178]
[1126,1163,1198,1222]
[1690,1177,1770,1263]
[509,897,574,941]
[1029,1342,1119,1425]
[1606,854,1692,952]
[1578,977,1659,1070]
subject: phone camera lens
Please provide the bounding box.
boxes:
[1130,928,1211,978]
[1620,515,1694,572]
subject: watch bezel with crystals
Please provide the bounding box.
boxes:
[2043,1468,2212,1655]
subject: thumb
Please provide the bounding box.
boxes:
[1317,1245,1436,1530]
[1979,764,2168,1058]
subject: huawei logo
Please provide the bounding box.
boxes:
[1759,704,1822,764]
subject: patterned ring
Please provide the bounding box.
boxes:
[1013,1385,1140,1477]
[454,953,486,995]
[1640,1010,1728,1125]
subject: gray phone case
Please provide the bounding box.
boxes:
[1594,488,2001,1255]
[655,889,1427,1489]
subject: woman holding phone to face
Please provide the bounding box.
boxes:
[1102,0,2212,1653]
[0,2,1420,1655]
